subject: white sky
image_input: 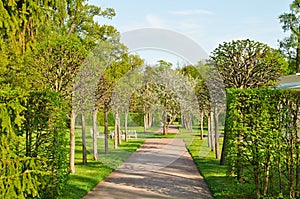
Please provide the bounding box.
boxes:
[88,0,292,66]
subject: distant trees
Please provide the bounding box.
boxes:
[279,0,300,74]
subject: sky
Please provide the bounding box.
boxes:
[88,0,292,65]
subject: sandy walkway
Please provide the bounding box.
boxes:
[82,138,214,199]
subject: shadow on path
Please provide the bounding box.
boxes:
[82,138,214,199]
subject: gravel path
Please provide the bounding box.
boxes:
[82,138,214,199]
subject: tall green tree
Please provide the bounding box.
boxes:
[0,0,60,88]
[279,0,300,74]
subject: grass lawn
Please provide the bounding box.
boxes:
[180,127,254,199]
[59,129,144,199]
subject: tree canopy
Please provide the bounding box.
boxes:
[279,0,300,74]
[210,39,288,89]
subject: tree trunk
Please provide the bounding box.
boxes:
[104,106,109,154]
[210,111,215,151]
[148,113,152,128]
[207,113,211,148]
[81,114,87,165]
[296,25,300,73]
[124,110,128,142]
[220,111,229,165]
[200,110,204,140]
[163,123,168,135]
[214,108,220,159]
[92,109,98,161]
[144,111,148,132]
[114,112,118,149]
[162,110,168,135]
[117,112,121,145]
[70,110,76,173]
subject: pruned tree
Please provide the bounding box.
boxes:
[210,39,288,165]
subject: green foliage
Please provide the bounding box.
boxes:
[279,0,300,73]
[33,33,87,96]
[129,112,144,126]
[210,39,288,89]
[0,89,69,198]
[97,111,115,126]
[225,88,300,198]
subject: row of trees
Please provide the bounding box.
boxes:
[0,0,145,197]
[0,0,299,197]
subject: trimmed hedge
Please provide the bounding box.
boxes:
[0,89,69,198]
[225,88,300,198]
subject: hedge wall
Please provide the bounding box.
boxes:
[225,88,300,198]
[0,89,69,198]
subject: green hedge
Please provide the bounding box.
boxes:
[225,88,300,198]
[0,89,69,198]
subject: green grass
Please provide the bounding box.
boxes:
[61,125,251,198]
[180,127,254,199]
[59,133,144,199]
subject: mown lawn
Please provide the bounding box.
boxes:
[181,127,254,199]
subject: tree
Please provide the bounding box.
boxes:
[32,1,117,173]
[279,0,300,74]
[0,0,59,89]
[210,39,287,89]
[210,39,288,165]
[180,64,210,139]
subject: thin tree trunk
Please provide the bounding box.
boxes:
[117,112,121,145]
[144,111,148,132]
[214,109,220,159]
[70,110,76,173]
[66,23,76,39]
[162,110,169,135]
[207,113,211,148]
[148,113,152,128]
[104,106,109,154]
[114,112,118,149]
[92,109,98,161]
[125,110,128,142]
[81,114,87,165]
[200,110,204,140]
[220,113,228,165]
[210,111,215,151]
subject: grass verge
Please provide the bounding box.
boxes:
[181,127,254,199]
[59,136,144,199]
